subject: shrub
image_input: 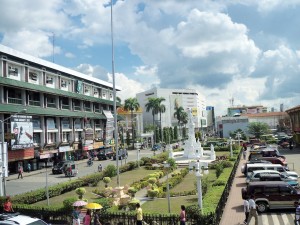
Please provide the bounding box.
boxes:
[221,161,233,168]
[103,177,111,187]
[63,197,78,211]
[148,177,157,185]
[147,188,159,198]
[215,163,224,178]
[103,165,117,177]
[75,187,86,199]
[212,180,226,186]
[128,187,138,197]
[128,198,140,210]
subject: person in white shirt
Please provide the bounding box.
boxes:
[243,196,250,224]
[247,195,258,225]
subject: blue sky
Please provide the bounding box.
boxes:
[1,0,300,116]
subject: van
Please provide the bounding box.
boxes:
[241,181,300,212]
[256,156,288,169]
[246,170,298,187]
[244,163,298,178]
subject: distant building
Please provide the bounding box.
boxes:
[206,106,215,134]
[216,116,249,138]
[136,87,207,130]
[241,112,290,131]
[286,105,300,145]
[227,105,267,117]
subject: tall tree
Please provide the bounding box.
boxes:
[247,122,270,139]
[145,97,160,143]
[174,106,186,138]
[157,97,166,141]
[124,97,140,149]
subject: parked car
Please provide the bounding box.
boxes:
[255,156,288,170]
[241,181,300,212]
[112,149,128,160]
[97,147,113,160]
[52,160,74,174]
[246,169,298,187]
[0,213,48,225]
[241,160,272,174]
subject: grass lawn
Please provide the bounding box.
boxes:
[34,167,159,206]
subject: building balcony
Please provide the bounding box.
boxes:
[84,107,91,112]
[47,102,56,108]
[29,100,40,106]
[61,104,70,110]
[74,105,81,111]
[8,97,22,104]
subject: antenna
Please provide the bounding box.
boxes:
[229,97,234,107]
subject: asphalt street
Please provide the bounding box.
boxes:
[6,148,155,196]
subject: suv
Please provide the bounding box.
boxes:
[0,213,48,225]
[241,181,300,212]
[97,148,113,160]
[52,160,73,174]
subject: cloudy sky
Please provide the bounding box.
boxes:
[1,0,300,116]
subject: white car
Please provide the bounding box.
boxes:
[246,169,298,185]
[0,214,48,225]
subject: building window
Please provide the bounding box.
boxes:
[74,131,82,142]
[62,132,70,143]
[47,132,56,143]
[33,133,41,146]
[8,65,19,76]
[29,71,38,81]
[46,76,53,84]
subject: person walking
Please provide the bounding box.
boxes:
[247,195,258,225]
[72,207,80,225]
[242,143,247,160]
[27,163,31,173]
[179,205,186,225]
[93,209,101,225]
[3,196,14,212]
[136,203,143,225]
[243,196,250,224]
[295,201,300,225]
[17,165,23,179]
[83,209,91,225]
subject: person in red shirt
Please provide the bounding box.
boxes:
[3,196,14,213]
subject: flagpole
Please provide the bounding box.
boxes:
[111,0,120,187]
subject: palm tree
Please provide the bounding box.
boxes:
[173,106,186,138]
[145,97,159,126]
[157,97,166,142]
[124,97,140,149]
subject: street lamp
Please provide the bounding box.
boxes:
[1,108,27,196]
[137,148,140,168]
[164,161,171,213]
[236,132,241,147]
[229,137,233,158]
[189,160,209,209]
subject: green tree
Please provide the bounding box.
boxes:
[169,127,174,143]
[157,97,166,141]
[174,126,178,140]
[124,97,140,149]
[247,122,270,139]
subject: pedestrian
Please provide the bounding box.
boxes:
[295,201,300,225]
[3,196,14,212]
[93,209,101,225]
[72,207,80,225]
[18,165,23,179]
[83,209,91,225]
[243,196,250,224]
[179,205,186,225]
[136,203,143,225]
[243,147,247,160]
[27,163,31,173]
[247,195,258,225]
[98,164,102,172]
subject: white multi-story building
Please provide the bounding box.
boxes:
[136,87,207,130]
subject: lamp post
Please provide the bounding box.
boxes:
[229,137,233,158]
[1,108,27,197]
[137,148,140,168]
[164,161,171,213]
[189,160,209,209]
[236,132,241,147]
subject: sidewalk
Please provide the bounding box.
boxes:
[219,153,250,225]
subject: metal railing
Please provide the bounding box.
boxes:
[8,97,22,104]
[47,102,56,108]
[29,100,40,106]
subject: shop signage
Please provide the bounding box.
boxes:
[85,128,94,140]
[8,147,34,162]
[59,145,71,152]
[93,141,104,149]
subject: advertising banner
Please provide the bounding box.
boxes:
[11,115,33,150]
[103,110,114,145]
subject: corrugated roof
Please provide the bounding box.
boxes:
[241,112,288,117]
[286,105,300,113]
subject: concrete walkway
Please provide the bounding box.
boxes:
[219,154,247,225]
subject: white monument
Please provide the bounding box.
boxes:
[183,108,203,159]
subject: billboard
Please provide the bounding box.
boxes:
[11,115,33,150]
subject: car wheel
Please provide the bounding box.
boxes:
[256,202,268,213]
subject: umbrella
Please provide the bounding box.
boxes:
[72,200,88,207]
[85,202,103,210]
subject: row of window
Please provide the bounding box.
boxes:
[4,61,113,100]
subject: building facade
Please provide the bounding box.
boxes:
[136,87,207,130]
[0,44,119,174]
[286,105,300,145]
[216,116,249,138]
[227,105,267,117]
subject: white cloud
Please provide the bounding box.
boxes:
[65,52,75,58]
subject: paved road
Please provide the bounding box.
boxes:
[6,148,155,196]
[247,211,296,225]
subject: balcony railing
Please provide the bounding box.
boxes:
[8,97,22,104]
[95,108,102,113]
[61,104,70,110]
[84,107,91,112]
[74,105,81,111]
[29,100,40,106]
[47,102,56,108]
